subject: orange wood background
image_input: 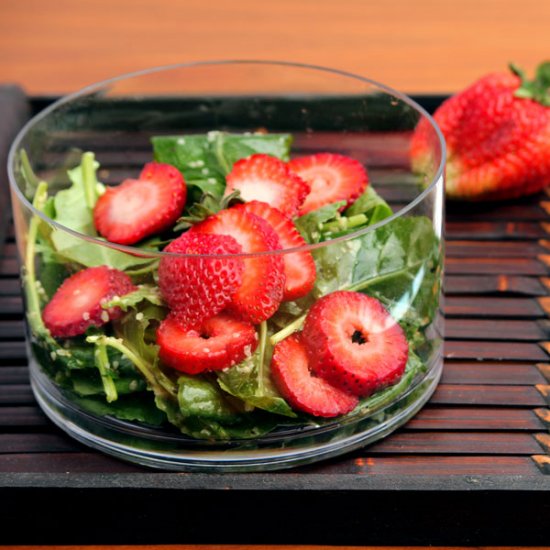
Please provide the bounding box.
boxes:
[0,0,549,96]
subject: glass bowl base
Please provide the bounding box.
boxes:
[30,354,442,472]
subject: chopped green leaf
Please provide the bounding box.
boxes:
[345,185,393,224]
[294,201,346,243]
[103,284,164,311]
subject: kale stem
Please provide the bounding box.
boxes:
[320,213,368,234]
[24,181,55,344]
[257,321,268,393]
[345,268,408,293]
[269,313,307,346]
[93,340,118,402]
[124,259,159,277]
[214,132,231,174]
[87,335,177,399]
[20,149,40,197]
[82,152,98,209]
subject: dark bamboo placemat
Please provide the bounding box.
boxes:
[0,91,549,546]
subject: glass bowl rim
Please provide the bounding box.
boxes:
[7,59,446,260]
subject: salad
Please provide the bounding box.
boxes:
[20,131,441,440]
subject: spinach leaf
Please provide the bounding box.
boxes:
[70,368,146,397]
[151,132,293,200]
[52,153,101,237]
[217,323,296,418]
[71,392,167,425]
[155,377,282,440]
[350,216,441,325]
[178,374,241,422]
[344,185,393,223]
[312,238,363,298]
[36,254,70,301]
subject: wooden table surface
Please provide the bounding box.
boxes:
[0,0,549,96]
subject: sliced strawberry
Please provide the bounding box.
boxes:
[42,266,136,338]
[288,153,368,215]
[225,154,310,217]
[235,201,316,301]
[158,232,244,329]
[157,313,258,374]
[302,291,408,397]
[94,162,187,245]
[190,208,285,324]
[271,333,358,417]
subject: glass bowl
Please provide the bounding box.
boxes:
[8,60,445,472]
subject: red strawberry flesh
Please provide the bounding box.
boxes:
[288,153,368,215]
[302,291,408,397]
[225,154,310,217]
[235,201,316,301]
[190,207,285,324]
[271,333,358,417]
[157,313,258,374]
[94,162,186,244]
[42,265,136,338]
[158,232,244,329]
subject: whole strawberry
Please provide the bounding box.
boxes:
[411,62,550,200]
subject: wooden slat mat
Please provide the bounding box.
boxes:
[1,92,550,545]
[6,198,550,474]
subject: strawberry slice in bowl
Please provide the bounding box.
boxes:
[302,290,409,397]
[94,162,187,245]
[234,200,316,301]
[288,153,368,215]
[224,153,310,218]
[157,313,258,374]
[42,265,136,338]
[271,333,358,417]
[190,207,286,325]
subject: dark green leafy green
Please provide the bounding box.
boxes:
[71,392,167,425]
[345,185,393,224]
[178,374,241,422]
[217,322,295,418]
[69,368,146,397]
[155,378,282,440]
[350,216,441,325]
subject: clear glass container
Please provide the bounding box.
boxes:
[8,61,445,471]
